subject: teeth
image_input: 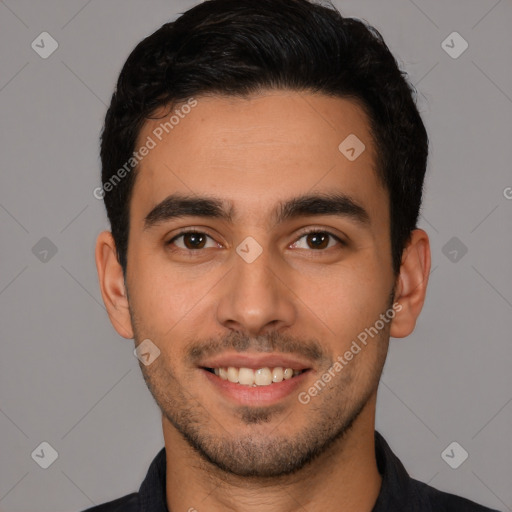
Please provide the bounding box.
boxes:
[227,366,239,383]
[255,367,272,386]
[272,367,284,382]
[238,367,255,386]
[211,366,303,386]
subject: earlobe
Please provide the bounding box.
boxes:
[95,230,134,339]
[390,229,431,339]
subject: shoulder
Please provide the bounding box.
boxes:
[373,431,500,512]
[79,492,139,512]
[409,478,501,512]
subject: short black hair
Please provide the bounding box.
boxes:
[100,0,428,278]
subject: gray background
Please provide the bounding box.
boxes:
[1,0,511,511]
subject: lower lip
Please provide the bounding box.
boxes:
[201,368,311,406]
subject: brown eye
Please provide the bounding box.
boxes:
[291,230,344,251]
[167,231,217,250]
[182,232,206,249]
[305,232,330,249]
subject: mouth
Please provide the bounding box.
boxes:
[202,366,309,387]
[197,353,314,406]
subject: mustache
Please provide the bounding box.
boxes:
[186,330,327,366]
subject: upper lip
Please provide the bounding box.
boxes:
[198,352,314,371]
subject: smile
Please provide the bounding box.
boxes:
[203,366,307,386]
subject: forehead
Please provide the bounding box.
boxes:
[130,91,388,229]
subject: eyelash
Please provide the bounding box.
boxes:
[166,228,346,254]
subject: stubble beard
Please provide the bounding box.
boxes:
[135,331,389,479]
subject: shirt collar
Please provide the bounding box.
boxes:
[138,446,168,512]
[372,430,413,511]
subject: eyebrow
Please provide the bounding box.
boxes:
[143,192,371,230]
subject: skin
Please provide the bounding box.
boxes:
[96,91,430,512]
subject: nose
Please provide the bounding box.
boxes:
[216,242,297,337]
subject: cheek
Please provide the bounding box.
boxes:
[130,261,231,355]
[294,260,389,337]
[128,259,195,332]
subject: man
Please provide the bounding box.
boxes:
[88,0,500,510]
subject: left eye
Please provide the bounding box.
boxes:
[291,231,343,250]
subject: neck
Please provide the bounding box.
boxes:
[163,393,382,512]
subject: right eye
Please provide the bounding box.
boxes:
[166,230,220,251]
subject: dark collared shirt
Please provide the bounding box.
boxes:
[82,431,500,511]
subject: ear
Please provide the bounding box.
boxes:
[390,228,431,338]
[95,230,134,339]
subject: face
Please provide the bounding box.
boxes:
[121,91,398,477]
